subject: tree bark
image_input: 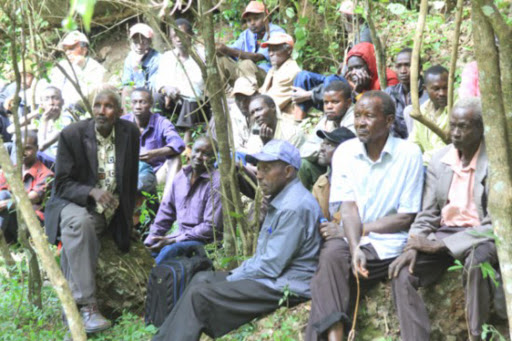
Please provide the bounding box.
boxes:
[365,0,387,90]
[472,1,512,337]
[447,0,463,112]
[0,229,15,272]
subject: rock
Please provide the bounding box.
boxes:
[95,235,154,319]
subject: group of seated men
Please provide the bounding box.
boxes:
[0,0,502,340]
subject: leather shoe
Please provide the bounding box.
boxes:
[80,304,112,333]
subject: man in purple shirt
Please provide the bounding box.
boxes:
[144,136,223,264]
[121,88,185,197]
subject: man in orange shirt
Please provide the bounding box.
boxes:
[388,97,502,341]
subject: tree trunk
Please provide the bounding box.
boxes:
[447,0,463,112]
[365,0,387,90]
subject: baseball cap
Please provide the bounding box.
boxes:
[246,139,301,170]
[260,33,294,48]
[242,1,268,18]
[60,31,89,47]
[316,127,356,145]
[339,0,355,15]
[130,23,154,39]
[232,77,258,96]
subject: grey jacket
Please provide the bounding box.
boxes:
[227,178,322,298]
[409,143,492,258]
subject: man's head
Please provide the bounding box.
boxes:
[21,130,38,168]
[354,91,395,144]
[247,139,301,198]
[323,81,352,122]
[60,31,89,64]
[93,88,122,137]
[170,18,194,50]
[316,127,355,167]
[249,95,278,128]
[424,65,448,110]
[131,88,153,120]
[394,48,413,86]
[40,86,64,117]
[242,1,268,35]
[18,60,35,89]
[450,98,484,153]
[129,23,153,56]
[233,77,258,117]
[190,136,216,174]
[261,33,294,69]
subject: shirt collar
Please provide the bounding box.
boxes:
[441,143,481,171]
[95,126,115,145]
[183,164,215,180]
[23,161,42,180]
[355,134,396,162]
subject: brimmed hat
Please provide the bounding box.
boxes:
[129,23,154,39]
[339,0,355,15]
[260,33,294,48]
[232,77,258,96]
[242,1,268,18]
[316,127,356,145]
[60,31,89,47]
[246,139,301,170]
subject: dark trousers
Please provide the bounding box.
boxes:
[392,229,499,340]
[0,190,17,243]
[305,238,395,341]
[153,271,305,341]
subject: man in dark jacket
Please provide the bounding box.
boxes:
[45,88,140,333]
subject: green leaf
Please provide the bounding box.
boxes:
[481,5,495,17]
[447,259,463,272]
[387,3,407,16]
[285,7,295,19]
[76,0,97,31]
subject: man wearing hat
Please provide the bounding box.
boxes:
[229,77,259,150]
[216,0,285,87]
[49,30,106,114]
[259,32,301,118]
[121,23,160,99]
[153,139,322,341]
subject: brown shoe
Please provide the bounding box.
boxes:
[80,304,112,333]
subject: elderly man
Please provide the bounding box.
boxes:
[299,80,355,190]
[45,88,139,333]
[384,48,428,139]
[389,98,500,341]
[144,136,222,264]
[121,88,184,198]
[216,1,285,87]
[245,94,304,154]
[305,91,424,341]
[259,33,301,118]
[49,30,106,114]
[405,65,449,164]
[153,139,322,341]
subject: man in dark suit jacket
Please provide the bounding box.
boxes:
[389,98,500,341]
[45,88,139,333]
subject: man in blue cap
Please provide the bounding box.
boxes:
[153,139,322,341]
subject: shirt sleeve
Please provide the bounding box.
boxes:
[229,31,246,51]
[397,145,424,213]
[31,165,54,199]
[145,181,177,245]
[161,118,186,154]
[227,209,305,281]
[330,145,356,204]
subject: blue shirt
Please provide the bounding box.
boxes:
[122,49,161,90]
[229,23,285,72]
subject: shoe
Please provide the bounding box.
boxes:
[79,304,112,333]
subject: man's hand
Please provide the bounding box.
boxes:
[259,123,274,144]
[147,236,176,252]
[89,188,119,211]
[388,249,418,279]
[140,150,157,162]
[291,87,312,104]
[0,199,10,211]
[404,235,446,254]
[352,246,369,278]
[42,106,59,121]
[345,68,372,94]
[319,221,344,240]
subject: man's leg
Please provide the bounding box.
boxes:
[236,59,267,87]
[392,252,454,341]
[293,71,328,113]
[155,240,205,265]
[154,271,300,341]
[0,190,17,243]
[463,241,499,339]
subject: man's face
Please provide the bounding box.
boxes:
[22,72,34,89]
[318,139,338,167]
[250,98,276,127]
[235,94,252,117]
[130,33,151,55]
[425,72,448,109]
[347,56,369,75]
[22,137,38,168]
[245,13,266,34]
[354,97,393,144]
[190,139,214,174]
[323,90,351,122]
[93,94,120,135]
[450,107,483,152]
[268,44,291,69]
[256,161,290,198]
[131,91,152,119]
[395,52,412,86]
[41,88,63,116]
[63,42,87,63]
[170,26,190,50]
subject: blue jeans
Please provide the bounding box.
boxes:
[293,71,346,112]
[155,240,205,265]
